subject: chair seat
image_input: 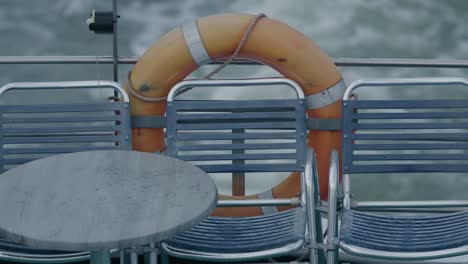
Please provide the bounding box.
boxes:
[0,238,90,263]
[0,238,79,255]
[163,208,305,258]
[341,209,468,252]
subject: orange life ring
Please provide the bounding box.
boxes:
[127,13,342,217]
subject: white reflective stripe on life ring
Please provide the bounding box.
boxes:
[306,79,346,110]
[182,21,212,66]
[258,189,279,215]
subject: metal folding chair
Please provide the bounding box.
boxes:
[0,81,131,263]
[327,78,468,263]
[160,78,326,263]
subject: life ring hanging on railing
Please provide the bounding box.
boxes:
[127,13,343,217]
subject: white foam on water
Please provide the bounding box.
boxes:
[53,0,96,15]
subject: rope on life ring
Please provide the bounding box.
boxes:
[127,13,343,217]
[127,13,266,101]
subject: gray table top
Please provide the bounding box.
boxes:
[0,150,217,251]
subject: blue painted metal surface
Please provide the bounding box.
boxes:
[0,102,131,173]
[166,99,307,173]
[166,208,305,254]
[341,209,468,252]
[164,97,309,261]
[0,239,76,255]
[340,90,468,256]
[342,99,468,174]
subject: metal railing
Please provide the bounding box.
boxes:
[1,56,468,68]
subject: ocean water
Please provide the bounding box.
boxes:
[2,0,468,200]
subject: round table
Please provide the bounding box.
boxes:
[0,150,217,263]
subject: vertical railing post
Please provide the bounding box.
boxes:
[112,0,119,82]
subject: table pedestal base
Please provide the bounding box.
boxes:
[90,250,111,264]
[128,243,158,264]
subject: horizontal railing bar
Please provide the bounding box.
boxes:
[334,58,468,68]
[177,112,296,120]
[177,153,297,161]
[176,132,297,140]
[353,153,468,161]
[173,99,299,110]
[2,132,116,137]
[3,135,119,144]
[178,118,295,125]
[347,164,468,173]
[4,146,117,155]
[178,143,296,151]
[198,163,301,173]
[217,198,301,207]
[2,56,468,68]
[0,103,124,113]
[353,208,464,213]
[177,122,297,130]
[2,116,120,123]
[0,56,130,65]
[0,56,256,65]
[354,143,468,150]
[353,200,468,209]
[352,122,468,130]
[352,133,468,140]
[3,126,120,134]
[354,111,468,119]
[348,99,468,109]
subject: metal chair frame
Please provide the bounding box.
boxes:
[160,78,326,264]
[0,81,131,263]
[327,78,468,263]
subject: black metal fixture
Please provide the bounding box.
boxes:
[87,10,114,34]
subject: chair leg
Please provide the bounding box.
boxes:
[130,247,138,264]
[90,251,111,264]
[315,214,326,264]
[326,150,340,264]
[120,249,129,264]
[307,204,326,264]
[160,246,169,264]
[326,227,339,264]
[305,148,326,264]
[307,205,319,264]
[147,243,157,264]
